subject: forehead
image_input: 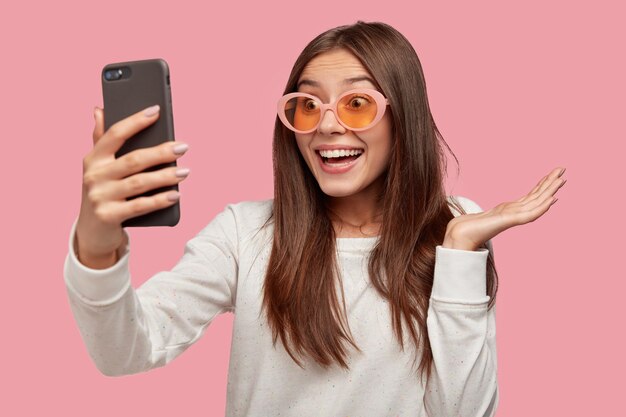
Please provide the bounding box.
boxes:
[298,49,375,90]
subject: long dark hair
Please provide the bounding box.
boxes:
[259,21,498,383]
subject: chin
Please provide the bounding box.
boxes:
[317,182,361,198]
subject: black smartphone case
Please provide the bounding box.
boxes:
[101,58,180,227]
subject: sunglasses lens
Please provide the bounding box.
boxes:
[284,96,320,132]
[337,92,378,129]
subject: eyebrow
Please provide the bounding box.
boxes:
[297,76,376,89]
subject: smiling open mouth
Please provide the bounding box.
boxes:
[316,150,364,166]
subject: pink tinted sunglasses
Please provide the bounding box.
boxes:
[277,88,390,134]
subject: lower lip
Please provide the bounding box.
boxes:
[316,152,363,174]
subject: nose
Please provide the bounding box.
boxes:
[317,109,346,135]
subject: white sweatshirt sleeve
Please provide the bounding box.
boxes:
[63,205,239,377]
[423,198,499,417]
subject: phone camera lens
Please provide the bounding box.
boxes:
[104,69,123,81]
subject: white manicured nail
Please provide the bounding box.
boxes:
[176,168,190,178]
[144,105,160,117]
[173,144,189,155]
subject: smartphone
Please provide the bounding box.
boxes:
[101,58,180,227]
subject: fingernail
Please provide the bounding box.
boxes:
[144,105,160,117]
[173,143,189,155]
[167,191,180,202]
[176,168,190,178]
[559,167,566,176]
[93,106,99,119]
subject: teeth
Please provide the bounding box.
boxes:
[319,149,364,158]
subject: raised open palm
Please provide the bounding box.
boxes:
[443,167,567,251]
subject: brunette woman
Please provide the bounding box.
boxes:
[65,21,566,416]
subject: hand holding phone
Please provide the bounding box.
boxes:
[73,59,189,269]
[75,105,190,268]
[102,58,180,227]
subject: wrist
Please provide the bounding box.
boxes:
[442,233,478,251]
[74,235,119,269]
[78,249,119,270]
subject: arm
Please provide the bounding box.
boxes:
[422,163,564,415]
[423,241,498,416]
[63,205,239,377]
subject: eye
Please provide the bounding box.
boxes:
[302,99,319,111]
[345,95,371,110]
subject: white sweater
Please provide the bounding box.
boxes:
[63,196,498,417]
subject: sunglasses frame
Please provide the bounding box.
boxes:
[277,88,390,134]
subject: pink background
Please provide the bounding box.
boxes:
[2,0,624,415]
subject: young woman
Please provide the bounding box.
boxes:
[65,21,566,416]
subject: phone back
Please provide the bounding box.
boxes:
[102,58,180,227]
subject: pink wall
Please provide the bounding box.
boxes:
[2,0,623,415]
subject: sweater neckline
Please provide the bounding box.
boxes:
[335,236,379,253]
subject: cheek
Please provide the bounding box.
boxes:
[362,118,393,161]
[294,134,317,170]
[294,134,308,156]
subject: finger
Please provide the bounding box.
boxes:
[518,167,565,203]
[104,189,181,224]
[93,104,161,157]
[524,176,566,210]
[92,107,105,145]
[518,175,549,203]
[87,140,187,182]
[117,166,188,201]
[95,165,189,202]
[532,167,562,193]
[511,188,561,226]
